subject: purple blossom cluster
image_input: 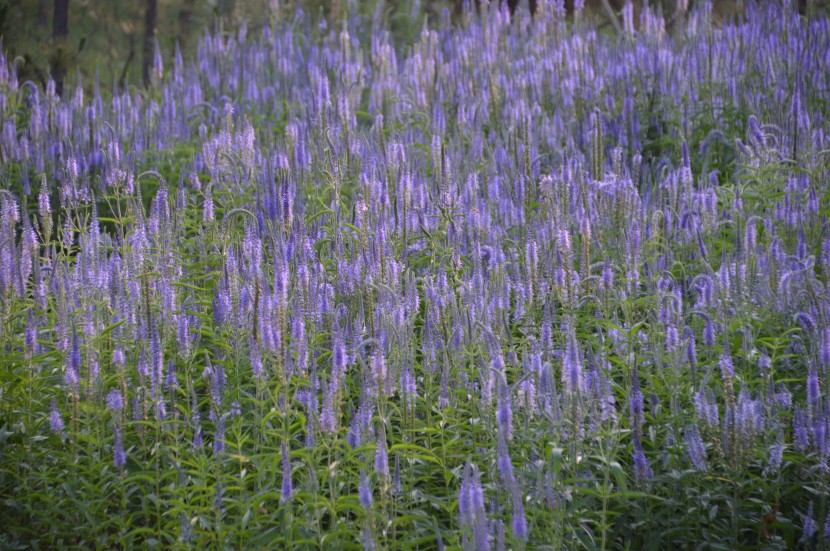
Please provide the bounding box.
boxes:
[2,0,830,547]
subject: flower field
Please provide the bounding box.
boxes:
[1,1,830,548]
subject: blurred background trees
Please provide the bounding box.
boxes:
[2,0,282,89]
[0,0,821,93]
[51,0,69,95]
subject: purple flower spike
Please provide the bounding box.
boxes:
[359,470,373,512]
[106,389,124,413]
[50,399,64,433]
[281,441,293,503]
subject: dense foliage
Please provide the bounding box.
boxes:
[1,1,829,549]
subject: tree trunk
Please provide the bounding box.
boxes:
[178,0,196,50]
[52,0,69,96]
[39,0,49,28]
[142,0,158,87]
[506,0,537,15]
[53,0,68,38]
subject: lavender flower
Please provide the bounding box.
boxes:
[362,521,376,551]
[632,443,653,482]
[191,392,203,450]
[106,389,124,413]
[213,415,225,454]
[281,441,293,503]
[496,381,513,441]
[358,470,373,511]
[685,327,697,366]
[64,332,81,390]
[562,330,583,395]
[511,488,528,543]
[807,363,820,406]
[50,399,64,433]
[459,463,489,551]
[496,433,514,489]
[374,432,389,479]
[113,425,126,468]
[250,338,264,379]
[719,352,734,382]
[694,387,720,430]
[684,424,707,470]
[793,406,811,451]
[25,310,37,357]
[802,502,816,544]
[703,321,715,347]
[764,438,785,476]
[166,361,179,391]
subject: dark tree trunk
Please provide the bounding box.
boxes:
[506,0,537,15]
[52,0,68,38]
[178,0,196,50]
[119,33,136,90]
[142,0,158,86]
[52,0,69,96]
[39,0,49,28]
